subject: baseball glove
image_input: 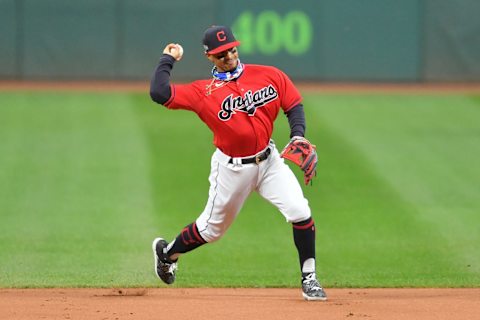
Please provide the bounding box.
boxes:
[280,137,318,185]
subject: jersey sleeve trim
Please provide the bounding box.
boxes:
[283,97,302,113]
[164,84,176,107]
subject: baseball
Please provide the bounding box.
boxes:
[175,44,183,61]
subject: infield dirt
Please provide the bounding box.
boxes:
[1,288,479,320]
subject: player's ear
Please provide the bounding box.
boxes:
[205,53,215,63]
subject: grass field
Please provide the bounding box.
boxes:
[0,91,479,288]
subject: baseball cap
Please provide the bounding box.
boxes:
[202,25,241,55]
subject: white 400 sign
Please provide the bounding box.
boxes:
[232,10,313,56]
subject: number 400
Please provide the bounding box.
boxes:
[232,10,313,56]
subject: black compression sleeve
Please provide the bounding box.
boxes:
[285,104,306,137]
[149,54,176,105]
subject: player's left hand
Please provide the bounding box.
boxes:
[280,136,318,185]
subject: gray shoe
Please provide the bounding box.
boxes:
[302,273,327,301]
[152,238,177,285]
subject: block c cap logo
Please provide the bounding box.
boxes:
[217,31,226,42]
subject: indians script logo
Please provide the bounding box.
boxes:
[218,85,278,121]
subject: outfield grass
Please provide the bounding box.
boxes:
[0,91,479,288]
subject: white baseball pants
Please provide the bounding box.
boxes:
[196,141,311,243]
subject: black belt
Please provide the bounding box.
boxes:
[228,147,271,165]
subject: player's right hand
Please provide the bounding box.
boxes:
[163,43,183,61]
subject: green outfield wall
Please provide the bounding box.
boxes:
[0,0,479,81]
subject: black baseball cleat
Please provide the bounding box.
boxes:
[152,238,178,285]
[302,272,328,301]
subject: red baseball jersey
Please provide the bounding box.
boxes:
[164,64,302,157]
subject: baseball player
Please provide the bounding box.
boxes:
[149,25,326,301]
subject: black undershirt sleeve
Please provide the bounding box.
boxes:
[149,54,176,105]
[285,104,306,138]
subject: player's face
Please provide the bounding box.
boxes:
[207,47,239,72]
